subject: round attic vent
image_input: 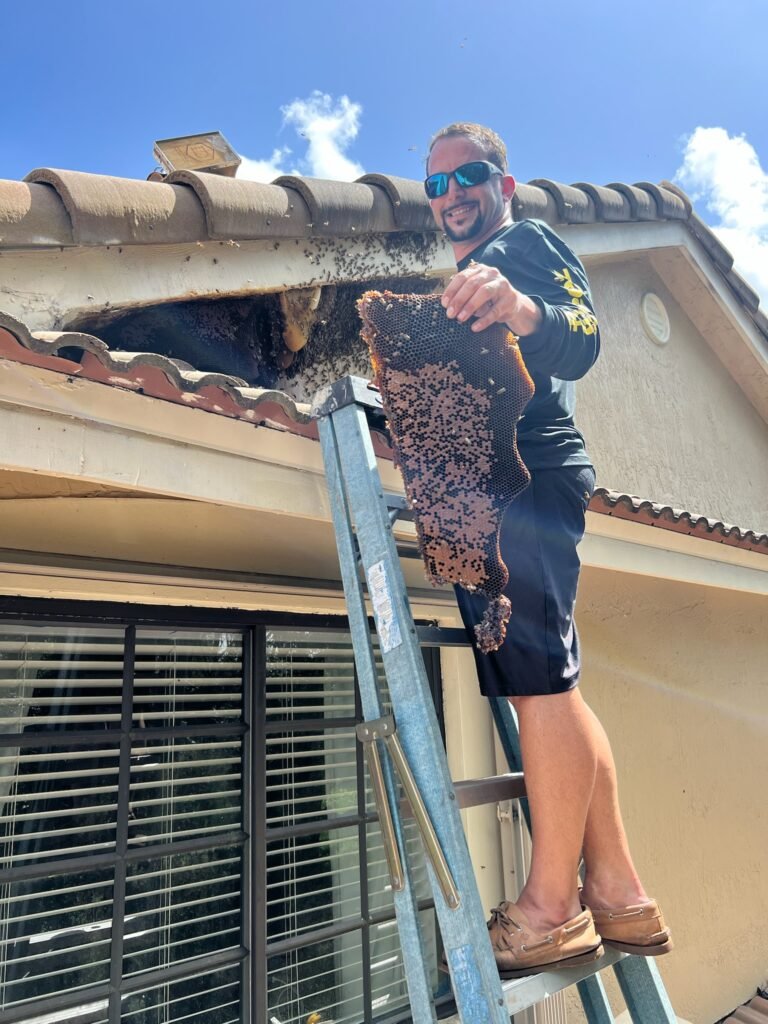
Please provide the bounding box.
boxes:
[641,292,671,345]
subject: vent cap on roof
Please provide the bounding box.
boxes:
[153,131,241,178]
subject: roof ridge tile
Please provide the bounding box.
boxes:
[271,176,396,235]
[527,180,597,224]
[571,183,633,222]
[687,210,734,272]
[166,169,312,240]
[723,269,761,314]
[633,182,688,220]
[356,173,436,230]
[0,180,74,247]
[658,179,693,216]
[0,169,763,345]
[24,167,207,246]
[511,183,558,223]
[606,182,658,221]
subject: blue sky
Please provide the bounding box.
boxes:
[4,0,767,299]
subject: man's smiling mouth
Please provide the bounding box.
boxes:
[446,202,478,219]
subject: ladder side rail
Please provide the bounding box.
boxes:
[319,413,438,1015]
[318,415,438,1023]
[330,401,509,1024]
[576,975,616,1023]
[612,957,676,1023]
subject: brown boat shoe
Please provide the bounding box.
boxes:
[588,898,673,956]
[486,900,604,979]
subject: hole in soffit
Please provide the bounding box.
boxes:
[69,277,438,388]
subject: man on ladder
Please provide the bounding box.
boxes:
[423,122,672,976]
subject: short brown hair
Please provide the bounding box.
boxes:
[427,123,508,173]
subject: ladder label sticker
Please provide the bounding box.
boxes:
[367,560,403,654]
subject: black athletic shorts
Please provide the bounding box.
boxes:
[454,465,596,698]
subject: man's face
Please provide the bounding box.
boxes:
[426,136,510,245]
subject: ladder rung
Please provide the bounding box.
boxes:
[384,492,416,522]
[502,948,625,1015]
[438,948,627,1022]
[395,542,421,560]
[400,773,526,818]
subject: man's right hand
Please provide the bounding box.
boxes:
[442,261,543,336]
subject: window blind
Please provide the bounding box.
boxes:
[263,630,438,1024]
[0,625,246,1024]
[1,615,445,1024]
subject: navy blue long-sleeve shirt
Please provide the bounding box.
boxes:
[457,219,599,470]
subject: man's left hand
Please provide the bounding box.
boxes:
[441,261,542,336]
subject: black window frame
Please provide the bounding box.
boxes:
[0,597,456,1024]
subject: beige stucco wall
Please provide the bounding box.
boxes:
[440,560,768,1023]
[578,258,768,534]
[557,566,768,1024]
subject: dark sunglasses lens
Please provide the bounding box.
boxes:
[425,162,496,198]
[425,173,448,199]
[454,162,491,188]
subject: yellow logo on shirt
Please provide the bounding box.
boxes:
[554,268,598,336]
[554,267,585,302]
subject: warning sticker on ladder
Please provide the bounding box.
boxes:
[367,560,403,654]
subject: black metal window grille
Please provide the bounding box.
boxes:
[0,622,247,1024]
[0,606,446,1024]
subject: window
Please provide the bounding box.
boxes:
[262,630,439,1024]
[0,623,246,1024]
[0,610,443,1024]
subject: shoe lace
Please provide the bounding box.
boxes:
[488,903,522,932]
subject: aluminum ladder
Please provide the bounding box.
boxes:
[312,375,677,1024]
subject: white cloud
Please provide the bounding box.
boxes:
[237,148,293,183]
[676,127,768,307]
[237,91,364,183]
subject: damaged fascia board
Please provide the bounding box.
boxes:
[0,233,453,331]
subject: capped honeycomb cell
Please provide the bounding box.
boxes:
[357,290,534,652]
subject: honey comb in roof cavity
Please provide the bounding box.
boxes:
[357,290,534,653]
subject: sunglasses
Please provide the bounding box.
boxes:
[423,160,504,199]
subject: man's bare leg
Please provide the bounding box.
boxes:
[578,700,649,911]
[509,688,647,933]
[510,689,595,931]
